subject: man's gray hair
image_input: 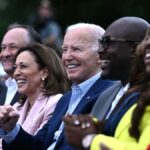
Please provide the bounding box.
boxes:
[66,23,105,51]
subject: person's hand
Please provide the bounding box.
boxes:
[100,143,112,150]
[0,105,19,133]
[63,114,104,149]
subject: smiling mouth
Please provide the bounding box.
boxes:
[101,60,110,63]
[145,53,150,59]
[67,64,80,69]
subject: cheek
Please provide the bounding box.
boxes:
[26,70,41,83]
[146,66,150,75]
[27,76,42,90]
[62,59,65,66]
[12,50,18,56]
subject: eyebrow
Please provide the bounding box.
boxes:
[15,62,29,66]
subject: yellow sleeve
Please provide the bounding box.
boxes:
[90,106,150,150]
[90,123,150,150]
[91,134,128,150]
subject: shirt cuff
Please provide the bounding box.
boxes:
[0,124,20,143]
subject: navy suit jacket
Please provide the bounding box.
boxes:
[0,81,20,105]
[3,78,114,150]
[103,92,140,136]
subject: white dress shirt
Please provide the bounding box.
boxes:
[47,72,101,150]
[0,73,101,149]
[5,78,18,104]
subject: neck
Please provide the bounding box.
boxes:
[28,91,41,108]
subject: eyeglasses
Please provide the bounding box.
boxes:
[98,36,139,52]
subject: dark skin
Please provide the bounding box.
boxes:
[100,143,112,150]
[63,114,103,150]
[63,19,135,150]
[63,17,149,150]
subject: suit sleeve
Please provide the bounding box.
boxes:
[2,127,43,150]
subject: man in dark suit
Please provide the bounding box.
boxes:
[62,17,150,150]
[0,23,42,105]
[0,23,114,150]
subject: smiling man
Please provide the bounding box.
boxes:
[62,17,150,150]
[0,23,42,105]
[0,23,114,150]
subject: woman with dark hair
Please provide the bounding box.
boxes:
[12,43,70,135]
[89,28,150,150]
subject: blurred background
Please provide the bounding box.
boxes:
[0,0,150,41]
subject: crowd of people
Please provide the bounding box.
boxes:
[0,1,150,150]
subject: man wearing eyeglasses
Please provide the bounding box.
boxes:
[0,23,114,150]
[62,17,150,150]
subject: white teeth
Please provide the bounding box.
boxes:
[145,53,150,58]
[16,80,26,84]
[101,60,110,63]
[68,64,78,69]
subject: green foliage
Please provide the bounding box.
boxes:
[0,0,150,41]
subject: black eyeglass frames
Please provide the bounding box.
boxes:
[98,36,139,52]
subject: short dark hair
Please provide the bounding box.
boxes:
[7,23,42,44]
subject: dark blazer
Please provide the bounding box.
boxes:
[91,81,122,120]
[3,78,114,150]
[103,92,140,136]
[0,80,20,105]
[91,81,139,136]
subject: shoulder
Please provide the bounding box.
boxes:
[0,80,6,88]
[44,94,63,109]
[96,78,116,88]
[48,93,62,101]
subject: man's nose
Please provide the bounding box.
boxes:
[63,50,74,60]
[1,48,11,56]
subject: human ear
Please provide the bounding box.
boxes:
[41,68,48,80]
[129,44,137,59]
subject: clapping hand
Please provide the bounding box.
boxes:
[0,105,19,133]
[63,114,104,149]
[100,143,112,150]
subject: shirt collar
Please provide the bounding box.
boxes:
[5,77,17,88]
[71,72,101,94]
[122,83,130,92]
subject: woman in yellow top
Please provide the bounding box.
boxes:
[91,28,150,150]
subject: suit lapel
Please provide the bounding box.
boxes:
[10,91,20,105]
[17,101,29,125]
[55,78,113,148]
[115,104,136,138]
[72,78,104,114]
[44,92,72,148]
[106,92,140,136]
[92,82,122,120]
[20,95,48,131]
[0,81,7,105]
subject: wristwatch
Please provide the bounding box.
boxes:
[82,134,96,149]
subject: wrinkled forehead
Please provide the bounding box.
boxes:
[2,28,29,46]
[63,29,93,46]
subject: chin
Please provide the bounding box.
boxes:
[68,74,76,80]
[101,72,109,79]
[18,89,26,94]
